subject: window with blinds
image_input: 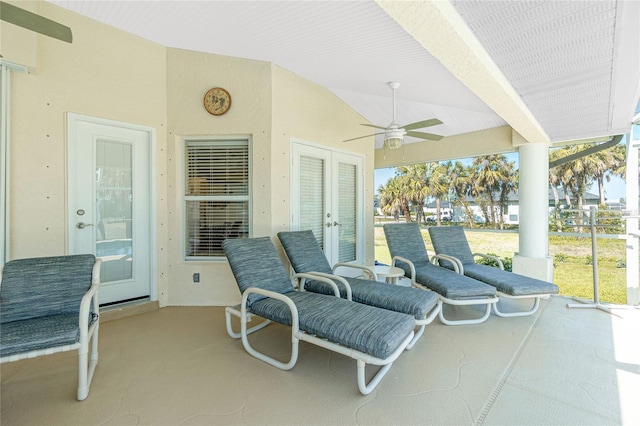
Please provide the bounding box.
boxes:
[299,155,325,249]
[185,139,250,258]
[338,162,356,262]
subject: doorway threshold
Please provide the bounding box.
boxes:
[100,299,159,323]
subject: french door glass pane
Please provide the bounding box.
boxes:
[338,162,356,262]
[96,140,133,283]
[299,155,325,249]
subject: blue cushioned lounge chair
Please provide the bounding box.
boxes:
[277,230,441,348]
[0,255,101,401]
[223,237,416,395]
[428,226,559,317]
[383,223,498,325]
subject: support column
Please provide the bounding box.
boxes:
[513,142,554,282]
[626,128,639,306]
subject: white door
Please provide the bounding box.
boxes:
[291,142,364,266]
[68,114,152,306]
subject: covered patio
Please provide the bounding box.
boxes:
[2,296,639,425]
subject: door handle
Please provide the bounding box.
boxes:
[76,222,94,229]
[333,221,340,227]
[326,222,332,228]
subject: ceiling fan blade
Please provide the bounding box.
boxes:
[0,1,73,43]
[402,118,443,131]
[343,133,384,142]
[406,131,444,141]
[360,123,389,131]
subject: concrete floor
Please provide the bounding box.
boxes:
[1,296,639,425]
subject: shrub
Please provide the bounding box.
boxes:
[554,253,568,263]
[476,253,512,272]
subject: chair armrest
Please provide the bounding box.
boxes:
[431,254,462,274]
[241,288,300,334]
[390,256,415,284]
[299,272,353,301]
[78,282,100,339]
[292,272,345,299]
[332,262,378,280]
[473,253,504,270]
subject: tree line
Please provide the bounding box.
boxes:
[377,144,626,229]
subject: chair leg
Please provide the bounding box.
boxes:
[357,360,393,395]
[77,322,99,401]
[438,301,493,325]
[225,305,272,339]
[493,296,541,317]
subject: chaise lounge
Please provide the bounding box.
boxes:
[222,236,416,395]
[428,226,559,317]
[277,230,441,348]
[383,223,498,325]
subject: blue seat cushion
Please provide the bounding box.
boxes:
[249,291,415,360]
[462,264,559,296]
[396,260,496,300]
[303,277,439,320]
[0,314,80,358]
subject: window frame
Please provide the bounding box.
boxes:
[182,135,252,261]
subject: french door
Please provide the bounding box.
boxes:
[291,142,364,266]
[67,113,153,306]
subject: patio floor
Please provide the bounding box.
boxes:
[1,295,638,425]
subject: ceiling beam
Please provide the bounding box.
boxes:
[376,0,549,145]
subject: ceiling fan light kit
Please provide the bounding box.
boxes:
[343,81,443,149]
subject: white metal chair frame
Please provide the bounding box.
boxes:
[391,254,498,326]
[441,253,547,318]
[225,274,414,395]
[0,259,101,401]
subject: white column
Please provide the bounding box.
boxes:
[626,128,639,306]
[513,142,554,281]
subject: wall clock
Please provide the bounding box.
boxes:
[203,87,231,115]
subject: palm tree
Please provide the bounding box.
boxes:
[446,161,475,226]
[378,175,412,222]
[396,164,429,223]
[471,155,514,228]
[426,163,449,226]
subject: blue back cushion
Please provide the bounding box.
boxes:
[277,230,333,274]
[223,237,295,306]
[383,223,430,265]
[428,226,475,265]
[0,255,96,323]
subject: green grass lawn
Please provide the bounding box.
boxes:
[374,225,631,305]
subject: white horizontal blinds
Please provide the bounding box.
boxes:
[338,162,356,262]
[185,140,249,258]
[299,155,325,249]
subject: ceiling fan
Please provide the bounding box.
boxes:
[344,81,444,149]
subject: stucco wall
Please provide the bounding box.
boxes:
[3,1,171,305]
[270,66,376,265]
[164,48,273,306]
[3,1,374,307]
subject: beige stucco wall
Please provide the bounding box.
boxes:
[3,1,374,307]
[270,66,376,266]
[3,1,170,307]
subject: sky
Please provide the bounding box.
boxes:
[374,147,629,202]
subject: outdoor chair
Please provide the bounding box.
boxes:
[223,237,415,395]
[383,223,498,325]
[428,226,559,317]
[277,230,441,348]
[0,255,101,400]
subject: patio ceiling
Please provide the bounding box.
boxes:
[50,0,640,149]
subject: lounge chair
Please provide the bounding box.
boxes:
[428,226,559,317]
[277,230,441,348]
[222,237,416,395]
[383,223,498,325]
[0,255,101,401]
